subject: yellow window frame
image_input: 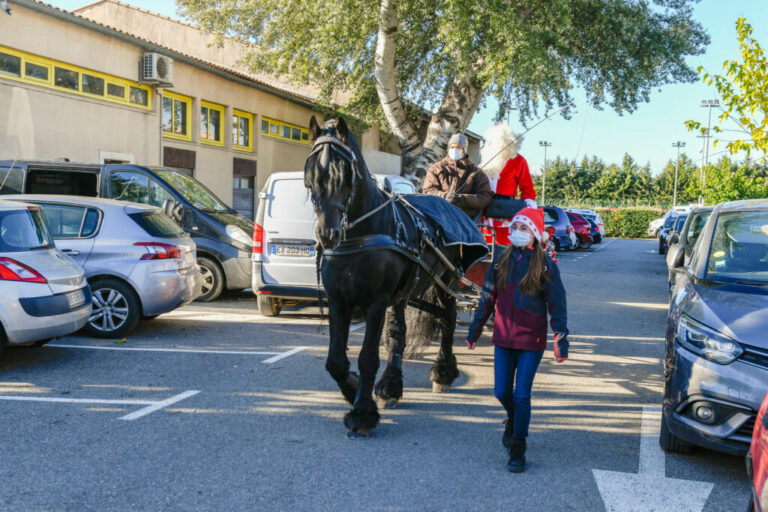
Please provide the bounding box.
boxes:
[162,91,192,142]
[200,101,225,147]
[261,116,309,145]
[0,44,151,110]
[232,109,254,152]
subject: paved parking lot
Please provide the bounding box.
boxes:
[0,239,752,511]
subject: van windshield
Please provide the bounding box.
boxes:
[0,208,54,252]
[155,170,229,213]
[705,210,768,285]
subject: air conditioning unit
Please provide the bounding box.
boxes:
[142,52,173,86]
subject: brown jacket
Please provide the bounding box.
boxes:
[422,156,493,219]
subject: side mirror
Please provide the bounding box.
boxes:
[668,232,680,245]
[162,199,184,223]
[666,243,684,271]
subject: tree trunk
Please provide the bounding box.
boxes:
[374,0,484,187]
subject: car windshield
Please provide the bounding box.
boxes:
[0,208,54,252]
[674,215,688,231]
[705,210,768,285]
[664,214,677,229]
[154,170,229,213]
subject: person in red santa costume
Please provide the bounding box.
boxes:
[480,124,538,246]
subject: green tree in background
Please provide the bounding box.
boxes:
[686,18,767,161]
[655,154,700,204]
[695,157,768,203]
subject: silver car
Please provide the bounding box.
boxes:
[0,199,91,354]
[5,195,202,338]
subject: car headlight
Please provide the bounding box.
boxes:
[676,315,743,364]
[226,225,255,248]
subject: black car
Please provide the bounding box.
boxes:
[662,199,768,456]
[0,161,253,301]
[658,211,680,255]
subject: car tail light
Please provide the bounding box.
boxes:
[253,222,264,255]
[0,257,47,283]
[567,226,572,234]
[134,242,181,260]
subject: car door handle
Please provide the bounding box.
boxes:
[62,249,80,256]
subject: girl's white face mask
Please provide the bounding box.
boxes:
[509,229,533,247]
[448,148,464,161]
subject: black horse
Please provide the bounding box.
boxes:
[305,116,486,438]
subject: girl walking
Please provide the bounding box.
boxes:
[465,207,568,473]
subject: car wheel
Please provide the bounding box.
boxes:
[659,242,665,255]
[32,338,53,347]
[0,326,6,358]
[196,256,224,302]
[83,278,141,339]
[552,238,560,252]
[258,295,282,317]
[578,237,593,250]
[659,413,693,454]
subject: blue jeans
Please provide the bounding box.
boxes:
[494,346,544,441]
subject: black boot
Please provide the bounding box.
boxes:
[502,417,515,448]
[507,440,526,473]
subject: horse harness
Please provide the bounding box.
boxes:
[310,135,471,309]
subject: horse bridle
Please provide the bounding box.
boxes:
[310,134,364,235]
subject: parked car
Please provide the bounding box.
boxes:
[0,199,91,354]
[665,213,689,251]
[5,195,201,338]
[252,172,416,316]
[0,161,253,301]
[661,198,768,456]
[543,206,575,252]
[658,211,679,255]
[566,211,594,250]
[665,206,714,294]
[748,390,768,512]
[567,208,605,240]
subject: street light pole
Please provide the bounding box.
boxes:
[700,99,720,191]
[539,140,552,206]
[672,141,685,208]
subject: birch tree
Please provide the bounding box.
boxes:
[178,0,708,183]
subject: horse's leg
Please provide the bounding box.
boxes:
[326,302,358,404]
[344,301,387,439]
[374,301,406,408]
[431,291,459,392]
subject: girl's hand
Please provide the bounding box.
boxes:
[554,333,569,362]
[466,340,476,350]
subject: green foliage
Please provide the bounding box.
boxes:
[686,18,767,161]
[177,0,709,127]
[594,207,663,239]
[694,157,768,203]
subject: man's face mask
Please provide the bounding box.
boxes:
[448,148,464,161]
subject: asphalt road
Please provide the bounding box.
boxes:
[0,239,751,511]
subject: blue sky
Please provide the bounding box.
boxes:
[49,0,767,173]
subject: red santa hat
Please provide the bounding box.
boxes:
[511,208,547,243]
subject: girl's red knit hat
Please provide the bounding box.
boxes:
[511,207,547,243]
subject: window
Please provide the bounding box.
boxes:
[200,101,224,146]
[128,212,184,238]
[0,166,24,195]
[0,44,151,110]
[110,171,149,204]
[705,211,768,284]
[0,51,20,77]
[25,62,49,82]
[54,67,78,90]
[107,83,125,99]
[0,209,53,252]
[233,110,253,151]
[149,180,176,208]
[38,204,89,238]
[261,116,310,144]
[82,208,100,237]
[162,92,191,141]
[81,73,104,96]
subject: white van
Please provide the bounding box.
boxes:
[251,171,416,316]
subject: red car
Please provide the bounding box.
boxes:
[749,391,768,512]
[566,212,594,250]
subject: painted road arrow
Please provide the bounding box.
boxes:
[592,407,714,512]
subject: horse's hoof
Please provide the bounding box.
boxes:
[432,382,450,393]
[346,428,371,440]
[383,398,399,409]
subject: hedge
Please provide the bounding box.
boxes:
[594,207,665,239]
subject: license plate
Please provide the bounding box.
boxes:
[67,289,86,309]
[272,245,314,257]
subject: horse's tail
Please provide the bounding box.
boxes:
[383,284,441,359]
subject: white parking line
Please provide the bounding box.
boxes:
[119,390,200,421]
[0,389,200,421]
[350,322,366,332]
[47,344,281,356]
[261,347,307,364]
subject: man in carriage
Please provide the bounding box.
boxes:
[422,133,493,220]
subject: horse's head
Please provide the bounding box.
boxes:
[304,116,361,249]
